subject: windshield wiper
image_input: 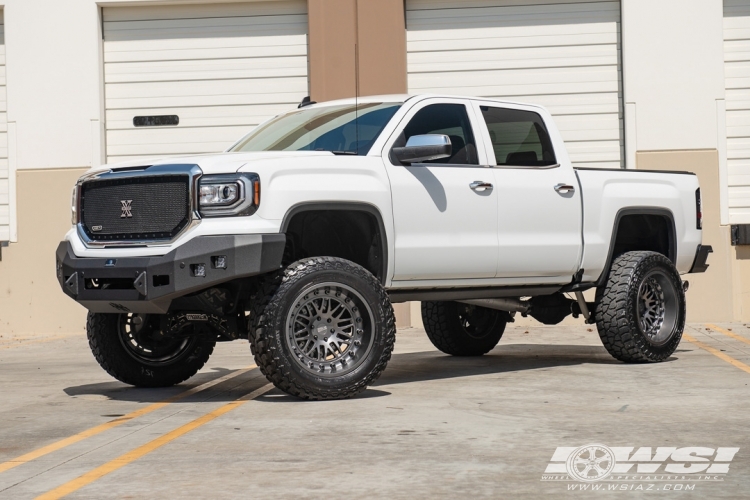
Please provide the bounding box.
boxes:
[331,150,358,156]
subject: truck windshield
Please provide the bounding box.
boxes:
[230,102,402,155]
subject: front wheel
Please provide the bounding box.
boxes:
[595,251,686,362]
[87,313,216,387]
[250,257,396,400]
[421,301,507,356]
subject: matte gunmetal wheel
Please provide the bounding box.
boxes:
[595,251,685,362]
[250,257,395,400]
[285,282,375,378]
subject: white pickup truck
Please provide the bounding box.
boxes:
[56,94,712,400]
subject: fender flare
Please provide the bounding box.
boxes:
[594,207,677,287]
[280,202,389,284]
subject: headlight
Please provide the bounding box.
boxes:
[198,173,260,217]
[200,183,239,206]
[71,184,78,224]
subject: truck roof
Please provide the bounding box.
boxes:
[309,94,546,111]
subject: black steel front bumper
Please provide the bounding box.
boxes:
[56,234,285,314]
[689,244,713,273]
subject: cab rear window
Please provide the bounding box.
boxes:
[480,106,557,167]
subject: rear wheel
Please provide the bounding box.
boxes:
[87,313,215,387]
[421,301,507,356]
[595,251,685,362]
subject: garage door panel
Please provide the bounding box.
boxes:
[501,92,620,114]
[103,2,308,162]
[410,42,617,64]
[409,82,619,101]
[106,104,289,130]
[726,0,750,220]
[104,33,308,58]
[105,44,307,65]
[107,125,250,146]
[407,1,619,24]
[106,140,242,159]
[407,0,623,168]
[106,91,305,111]
[410,66,620,89]
[728,138,750,160]
[104,15,308,43]
[106,78,307,101]
[105,57,308,84]
[103,1,306,23]
[409,55,618,75]
[408,21,617,44]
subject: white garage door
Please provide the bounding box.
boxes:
[0,11,8,242]
[725,0,750,224]
[406,0,623,168]
[102,2,309,163]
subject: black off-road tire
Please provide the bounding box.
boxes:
[87,313,216,387]
[595,251,685,363]
[250,257,396,400]
[421,301,507,356]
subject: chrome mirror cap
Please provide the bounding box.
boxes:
[392,134,452,165]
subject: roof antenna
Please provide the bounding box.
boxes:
[354,0,360,155]
[355,43,360,155]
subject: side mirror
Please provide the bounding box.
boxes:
[392,134,452,165]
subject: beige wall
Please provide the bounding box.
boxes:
[636,150,734,322]
[308,0,407,102]
[0,169,88,334]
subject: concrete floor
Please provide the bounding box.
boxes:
[1,323,749,499]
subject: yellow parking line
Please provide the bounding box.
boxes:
[683,333,750,375]
[706,323,750,347]
[0,333,84,350]
[36,383,273,500]
[0,366,255,474]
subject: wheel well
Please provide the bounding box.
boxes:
[612,213,674,261]
[596,211,676,286]
[282,207,386,283]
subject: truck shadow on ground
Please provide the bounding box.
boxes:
[62,344,676,404]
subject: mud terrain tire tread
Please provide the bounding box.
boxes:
[87,313,215,387]
[421,301,507,356]
[595,251,685,363]
[249,257,396,400]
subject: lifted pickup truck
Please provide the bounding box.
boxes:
[57,94,712,400]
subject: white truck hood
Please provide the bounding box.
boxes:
[84,151,337,176]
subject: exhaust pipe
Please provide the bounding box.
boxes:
[457,298,530,314]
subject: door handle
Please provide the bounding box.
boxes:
[554,183,576,194]
[470,181,493,192]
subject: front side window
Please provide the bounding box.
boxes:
[231,102,402,156]
[393,103,479,165]
[480,106,556,167]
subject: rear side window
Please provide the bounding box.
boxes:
[480,106,557,167]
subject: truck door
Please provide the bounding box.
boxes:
[383,99,499,281]
[473,103,582,281]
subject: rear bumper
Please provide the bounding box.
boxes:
[689,244,713,273]
[56,234,285,314]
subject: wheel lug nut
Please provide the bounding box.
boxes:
[324,337,328,341]
[317,317,321,321]
[327,319,331,323]
[314,335,318,340]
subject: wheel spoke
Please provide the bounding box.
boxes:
[285,282,373,376]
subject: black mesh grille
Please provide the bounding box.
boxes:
[80,175,190,241]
